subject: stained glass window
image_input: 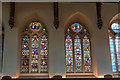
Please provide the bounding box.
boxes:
[65,23,91,73]
[109,36,116,72]
[71,23,82,32]
[109,22,120,73]
[111,23,120,33]
[40,34,48,72]
[30,22,41,31]
[74,35,82,72]
[21,34,29,73]
[31,35,39,73]
[21,22,48,74]
[66,35,73,72]
[115,36,120,71]
[83,36,91,72]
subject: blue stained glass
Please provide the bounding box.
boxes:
[24,41,29,50]
[71,23,82,32]
[65,35,73,72]
[40,50,48,55]
[32,49,38,55]
[31,35,39,73]
[111,23,120,33]
[74,35,82,72]
[83,36,91,72]
[21,22,49,73]
[40,35,48,72]
[30,22,41,31]
[66,36,72,51]
[115,35,120,71]
[109,36,117,72]
[21,34,29,73]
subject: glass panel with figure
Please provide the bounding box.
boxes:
[21,34,29,73]
[31,35,39,73]
[74,35,82,72]
[83,36,91,72]
[40,35,48,73]
[66,35,73,72]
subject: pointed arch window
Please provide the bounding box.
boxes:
[21,22,48,74]
[65,23,92,73]
[109,23,120,73]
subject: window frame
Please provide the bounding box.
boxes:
[20,21,49,76]
[65,22,92,74]
[109,20,120,75]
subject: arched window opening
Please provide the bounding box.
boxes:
[21,22,48,74]
[109,22,120,73]
[65,23,92,73]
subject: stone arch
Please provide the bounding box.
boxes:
[64,12,97,77]
[108,13,120,76]
[18,11,46,34]
[17,11,48,77]
[110,13,120,24]
[63,12,94,34]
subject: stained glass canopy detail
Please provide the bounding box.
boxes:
[111,23,120,33]
[71,23,82,32]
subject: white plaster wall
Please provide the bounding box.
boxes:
[96,3,118,76]
[2,2,119,78]
[2,2,18,77]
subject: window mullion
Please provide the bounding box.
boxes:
[73,37,75,73]
[81,38,84,73]
[89,38,92,72]
[65,36,67,73]
[29,35,32,73]
[114,37,119,73]
[38,35,40,73]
